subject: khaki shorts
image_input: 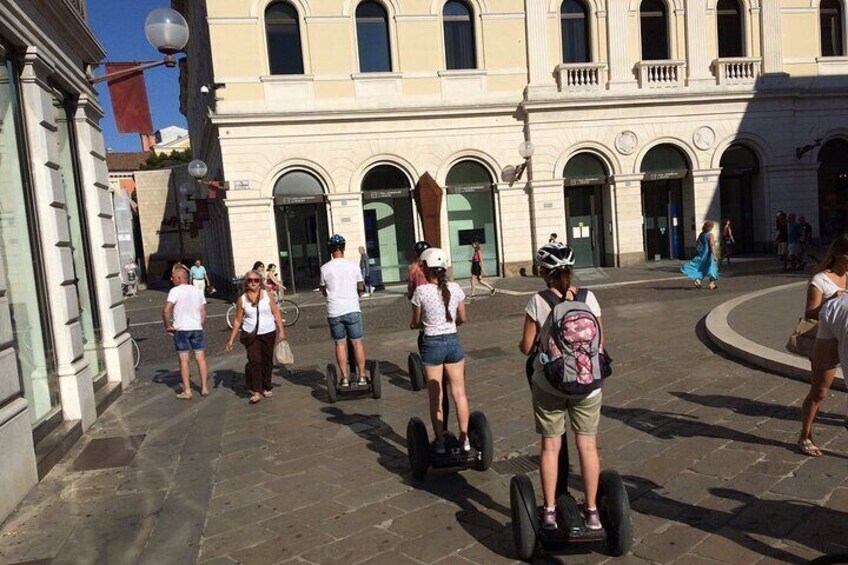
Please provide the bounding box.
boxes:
[531,378,602,437]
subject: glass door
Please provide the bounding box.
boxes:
[566,185,604,268]
[642,182,669,260]
[275,204,328,293]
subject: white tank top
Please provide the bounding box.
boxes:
[241,292,276,335]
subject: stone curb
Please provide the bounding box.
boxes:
[705,281,843,382]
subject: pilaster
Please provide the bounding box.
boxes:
[684,0,712,86]
[524,0,557,99]
[609,174,644,267]
[760,2,784,75]
[690,169,723,251]
[497,182,534,276]
[529,178,566,257]
[606,1,635,90]
[224,197,279,276]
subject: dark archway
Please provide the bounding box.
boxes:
[446,160,499,278]
[361,164,415,285]
[563,152,608,268]
[719,144,758,254]
[640,144,690,260]
[818,138,848,240]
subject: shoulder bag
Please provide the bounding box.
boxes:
[786,317,817,359]
[239,293,261,347]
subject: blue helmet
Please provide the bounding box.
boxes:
[328,234,346,248]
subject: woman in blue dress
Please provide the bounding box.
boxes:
[682,221,719,290]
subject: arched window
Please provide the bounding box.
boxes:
[717,0,744,58]
[445,160,499,278]
[356,1,392,72]
[265,2,304,75]
[561,0,590,63]
[821,0,845,57]
[443,1,477,70]
[640,0,669,61]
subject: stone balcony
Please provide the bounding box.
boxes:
[712,57,762,86]
[555,62,608,92]
[635,60,686,88]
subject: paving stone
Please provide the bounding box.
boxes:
[300,526,400,564]
[689,448,763,479]
[387,502,460,538]
[203,503,281,538]
[357,550,427,565]
[260,500,351,533]
[318,502,404,538]
[631,524,710,564]
[198,524,277,562]
[395,523,479,563]
[51,515,156,565]
[692,529,777,564]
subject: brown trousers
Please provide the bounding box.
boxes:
[245,331,276,393]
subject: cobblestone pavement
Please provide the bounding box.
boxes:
[2,260,846,565]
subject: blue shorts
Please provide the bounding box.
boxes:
[328,312,364,343]
[420,333,464,366]
[174,330,205,353]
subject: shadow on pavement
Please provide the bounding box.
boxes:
[624,475,845,563]
[379,360,415,392]
[671,392,847,427]
[320,406,517,561]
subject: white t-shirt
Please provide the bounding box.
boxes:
[811,271,846,300]
[525,288,602,399]
[411,282,466,336]
[166,284,206,331]
[320,258,363,318]
[241,291,277,335]
[817,294,848,362]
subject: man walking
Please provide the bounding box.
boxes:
[320,234,367,387]
[190,258,210,293]
[163,268,209,399]
[358,246,372,296]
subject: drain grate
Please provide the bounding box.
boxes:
[491,454,539,475]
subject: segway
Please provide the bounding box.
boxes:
[407,352,425,391]
[326,340,381,403]
[509,359,633,559]
[406,380,493,480]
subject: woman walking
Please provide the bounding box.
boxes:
[410,247,471,452]
[797,235,848,456]
[469,240,495,297]
[226,270,286,404]
[682,221,719,290]
[720,218,736,265]
[265,264,285,300]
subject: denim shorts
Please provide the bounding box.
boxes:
[328,311,364,343]
[420,333,464,366]
[174,330,205,353]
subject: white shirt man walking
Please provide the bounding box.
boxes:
[162,268,209,399]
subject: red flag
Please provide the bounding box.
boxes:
[105,63,154,134]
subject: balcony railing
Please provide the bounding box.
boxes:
[635,60,686,88]
[65,0,86,19]
[712,57,762,86]
[556,63,608,92]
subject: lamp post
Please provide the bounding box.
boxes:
[502,141,536,187]
[89,7,189,84]
[188,159,228,190]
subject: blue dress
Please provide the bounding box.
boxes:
[681,232,719,281]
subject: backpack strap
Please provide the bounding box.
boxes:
[537,289,564,310]
[574,288,589,303]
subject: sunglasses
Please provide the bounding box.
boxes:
[246,278,261,283]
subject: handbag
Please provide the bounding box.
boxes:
[274,340,294,366]
[786,317,818,358]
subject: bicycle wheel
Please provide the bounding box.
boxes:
[226,304,236,329]
[131,338,140,369]
[279,299,300,327]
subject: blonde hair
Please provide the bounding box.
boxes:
[241,270,266,304]
[701,221,715,233]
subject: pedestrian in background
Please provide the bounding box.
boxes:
[681,221,719,290]
[265,264,284,300]
[190,258,209,293]
[359,246,372,296]
[787,213,803,270]
[226,270,286,404]
[162,268,208,399]
[549,233,559,244]
[799,216,813,265]
[797,235,848,456]
[720,218,735,265]
[776,211,789,270]
[469,240,496,297]
[407,241,432,300]
[124,257,139,297]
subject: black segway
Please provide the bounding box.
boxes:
[509,360,632,559]
[407,352,425,391]
[406,379,493,480]
[326,340,381,403]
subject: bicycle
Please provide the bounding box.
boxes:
[225,278,300,329]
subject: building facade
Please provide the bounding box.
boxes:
[0,0,133,522]
[178,0,848,290]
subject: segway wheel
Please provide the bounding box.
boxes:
[370,360,382,399]
[407,353,425,391]
[406,417,430,480]
[468,411,493,471]
[326,364,338,404]
[598,469,633,557]
[509,474,538,561]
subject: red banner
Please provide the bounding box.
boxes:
[105,63,154,134]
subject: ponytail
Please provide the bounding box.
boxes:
[435,268,453,322]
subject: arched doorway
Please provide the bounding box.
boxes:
[273,170,329,293]
[446,160,499,278]
[361,164,416,286]
[640,144,689,260]
[719,144,758,254]
[563,152,608,268]
[818,138,848,241]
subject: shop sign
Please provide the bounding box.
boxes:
[362,188,409,200]
[565,176,606,187]
[642,171,687,181]
[276,194,325,205]
[447,184,492,194]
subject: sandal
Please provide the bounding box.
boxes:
[175,391,193,400]
[694,280,702,289]
[262,390,273,398]
[798,438,823,457]
[249,395,262,404]
[200,389,209,397]
[708,283,718,290]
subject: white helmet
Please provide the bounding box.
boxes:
[420,247,448,270]
[536,242,575,271]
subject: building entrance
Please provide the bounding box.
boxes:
[446,160,499,279]
[640,144,689,261]
[564,153,608,268]
[719,145,757,254]
[818,138,848,241]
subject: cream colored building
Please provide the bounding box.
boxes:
[0,0,134,523]
[177,0,848,290]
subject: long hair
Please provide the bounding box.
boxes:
[433,268,453,322]
[817,234,848,273]
[541,266,572,293]
[241,270,265,305]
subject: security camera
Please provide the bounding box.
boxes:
[200,85,210,95]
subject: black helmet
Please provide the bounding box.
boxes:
[414,240,432,257]
[328,234,346,249]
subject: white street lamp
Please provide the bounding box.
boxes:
[144,8,190,62]
[518,140,536,160]
[504,140,535,187]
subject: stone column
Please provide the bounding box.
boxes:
[760,2,784,75]
[609,173,645,266]
[19,47,95,428]
[524,0,557,99]
[690,169,723,252]
[606,1,635,90]
[529,178,566,254]
[224,197,278,275]
[73,95,134,387]
[684,0,712,87]
[326,192,365,253]
[498,182,534,276]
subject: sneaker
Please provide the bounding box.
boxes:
[340,378,351,387]
[490,288,496,296]
[433,439,447,455]
[460,435,471,452]
[357,376,368,386]
[583,506,602,531]
[540,506,558,530]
